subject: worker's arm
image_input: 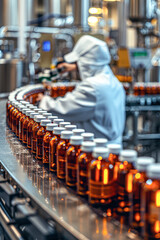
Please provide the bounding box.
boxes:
[39,81,96,122]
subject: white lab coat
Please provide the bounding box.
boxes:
[39,65,125,144]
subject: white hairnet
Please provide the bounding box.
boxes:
[64,35,111,80]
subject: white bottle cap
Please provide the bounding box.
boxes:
[94,138,108,147]
[81,141,95,152]
[137,157,155,172]
[15,102,22,108]
[26,104,33,108]
[20,101,30,105]
[48,116,58,122]
[18,105,25,111]
[26,110,35,117]
[92,147,109,158]
[40,119,51,126]
[147,164,160,179]
[54,119,64,125]
[73,129,85,136]
[65,125,77,131]
[43,113,52,118]
[30,112,39,119]
[38,110,47,114]
[61,131,73,139]
[27,105,38,110]
[53,127,65,135]
[120,150,137,162]
[34,115,46,123]
[81,132,94,141]
[108,144,122,155]
[70,136,83,145]
[34,108,42,113]
[46,123,58,131]
[22,108,29,114]
[59,122,71,127]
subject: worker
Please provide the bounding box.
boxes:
[38,35,125,144]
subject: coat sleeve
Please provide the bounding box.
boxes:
[39,81,96,122]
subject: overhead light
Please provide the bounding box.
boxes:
[89,7,102,15]
[88,16,99,26]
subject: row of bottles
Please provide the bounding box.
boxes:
[133,82,160,96]
[6,99,160,239]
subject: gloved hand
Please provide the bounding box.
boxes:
[57,62,77,74]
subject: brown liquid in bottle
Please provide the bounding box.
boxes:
[49,127,65,172]
[57,131,73,179]
[9,103,16,129]
[19,108,28,141]
[27,113,39,149]
[43,123,58,164]
[117,150,137,215]
[66,136,83,187]
[89,147,115,215]
[7,101,13,127]
[77,142,95,196]
[12,104,19,133]
[36,120,51,160]
[16,106,25,137]
[22,110,34,144]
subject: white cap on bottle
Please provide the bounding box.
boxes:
[46,123,58,131]
[147,164,160,179]
[120,150,137,162]
[73,129,85,136]
[22,108,29,114]
[61,131,73,139]
[34,108,42,113]
[81,141,95,152]
[26,110,34,117]
[65,125,77,131]
[18,105,26,111]
[59,122,71,127]
[27,105,37,110]
[38,110,47,115]
[54,119,64,125]
[40,119,51,126]
[48,116,58,122]
[94,138,108,147]
[34,115,46,123]
[92,147,109,158]
[26,104,33,108]
[108,144,122,155]
[70,136,83,145]
[53,127,65,135]
[30,112,39,119]
[43,113,52,118]
[20,101,30,105]
[137,157,155,172]
[81,133,94,141]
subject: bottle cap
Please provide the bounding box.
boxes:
[53,127,65,135]
[34,115,46,123]
[81,132,94,141]
[22,108,29,114]
[40,119,51,126]
[46,123,58,131]
[92,147,109,158]
[61,131,73,139]
[70,136,83,145]
[48,116,58,122]
[137,157,155,172]
[18,105,26,111]
[15,102,22,108]
[73,129,85,136]
[20,101,30,105]
[27,105,38,110]
[26,110,34,117]
[26,104,33,108]
[38,110,47,115]
[81,141,95,152]
[120,150,137,162]
[12,101,18,107]
[30,112,39,119]
[43,113,52,118]
[65,125,77,131]
[94,138,108,147]
[147,164,160,179]
[108,144,122,155]
[54,119,64,125]
[59,122,71,127]
[34,108,42,113]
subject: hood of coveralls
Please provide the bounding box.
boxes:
[64,35,111,81]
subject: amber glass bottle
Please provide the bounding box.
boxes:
[31,115,46,155]
[81,133,94,141]
[131,157,155,232]
[94,138,108,147]
[7,100,13,127]
[19,108,29,141]
[36,119,51,160]
[57,131,73,179]
[77,141,95,196]
[43,123,58,164]
[22,110,34,144]
[27,112,39,149]
[53,119,64,126]
[108,144,121,181]
[48,116,58,123]
[117,150,137,215]
[66,136,83,187]
[89,147,115,214]
[16,105,25,137]
[59,122,71,128]
[72,129,85,136]
[9,101,17,129]
[12,102,21,133]
[49,127,65,172]
[65,125,77,131]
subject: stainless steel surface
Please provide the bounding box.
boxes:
[0,100,141,240]
[129,0,157,22]
[0,59,23,93]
